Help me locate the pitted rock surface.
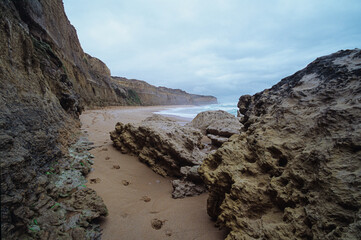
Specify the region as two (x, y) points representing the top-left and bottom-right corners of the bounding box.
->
(199, 49), (361, 239)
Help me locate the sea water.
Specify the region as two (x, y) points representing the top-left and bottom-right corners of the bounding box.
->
(154, 102), (238, 119)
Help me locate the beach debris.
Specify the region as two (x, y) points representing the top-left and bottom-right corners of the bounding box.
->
(151, 218), (165, 230)
(122, 180), (130, 186)
(140, 196), (151, 202)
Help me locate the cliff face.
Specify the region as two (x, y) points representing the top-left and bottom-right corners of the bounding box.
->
(200, 49), (361, 239)
(0, 0), (216, 238)
(0, 0), (114, 238)
(113, 77), (218, 105)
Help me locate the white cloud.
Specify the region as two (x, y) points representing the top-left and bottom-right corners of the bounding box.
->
(63, 0), (361, 102)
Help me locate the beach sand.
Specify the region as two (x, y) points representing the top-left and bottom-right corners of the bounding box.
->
(80, 106), (226, 240)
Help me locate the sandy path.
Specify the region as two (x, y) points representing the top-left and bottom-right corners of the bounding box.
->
(80, 106), (226, 240)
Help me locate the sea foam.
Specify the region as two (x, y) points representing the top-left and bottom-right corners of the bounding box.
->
(154, 103), (238, 119)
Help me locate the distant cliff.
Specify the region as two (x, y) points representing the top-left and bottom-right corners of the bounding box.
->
(113, 77), (217, 106)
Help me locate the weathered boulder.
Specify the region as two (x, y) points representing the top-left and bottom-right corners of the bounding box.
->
(186, 110), (243, 147)
(207, 118), (243, 138)
(110, 115), (207, 197)
(199, 49), (361, 239)
(186, 110), (237, 134)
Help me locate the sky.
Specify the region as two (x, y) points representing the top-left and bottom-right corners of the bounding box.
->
(63, 0), (361, 103)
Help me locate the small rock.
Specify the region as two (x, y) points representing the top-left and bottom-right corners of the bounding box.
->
(151, 218), (165, 230)
(112, 165), (120, 169)
(122, 180), (130, 186)
(140, 196), (151, 202)
(90, 178), (101, 184)
(105, 156), (110, 160)
(101, 148), (108, 151)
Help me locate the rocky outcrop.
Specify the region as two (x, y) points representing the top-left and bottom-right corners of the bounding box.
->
(113, 77), (218, 105)
(187, 110), (243, 147)
(199, 49), (361, 239)
(110, 115), (207, 198)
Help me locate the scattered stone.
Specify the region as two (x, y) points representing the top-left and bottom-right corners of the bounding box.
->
(90, 178), (101, 184)
(122, 180), (130, 186)
(112, 165), (120, 169)
(140, 196), (151, 202)
(105, 156), (110, 160)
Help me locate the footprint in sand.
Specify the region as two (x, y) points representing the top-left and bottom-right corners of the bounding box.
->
(165, 230), (172, 237)
(151, 218), (166, 230)
(105, 156), (110, 160)
(112, 165), (120, 169)
(122, 180), (130, 186)
(140, 196), (151, 202)
(90, 178), (101, 184)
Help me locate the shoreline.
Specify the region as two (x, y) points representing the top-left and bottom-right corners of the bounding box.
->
(79, 106), (226, 239)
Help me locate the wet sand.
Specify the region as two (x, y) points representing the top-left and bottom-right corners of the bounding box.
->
(80, 106), (226, 240)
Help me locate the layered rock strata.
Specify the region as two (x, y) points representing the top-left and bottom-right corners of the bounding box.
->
(199, 49), (361, 239)
(0, 0), (216, 238)
(110, 115), (208, 198)
(113, 77), (218, 105)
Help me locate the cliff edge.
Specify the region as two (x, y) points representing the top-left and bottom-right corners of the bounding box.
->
(200, 49), (361, 239)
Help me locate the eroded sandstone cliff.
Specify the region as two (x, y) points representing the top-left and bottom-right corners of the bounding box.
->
(200, 49), (361, 239)
(113, 77), (218, 105)
(0, 0), (215, 239)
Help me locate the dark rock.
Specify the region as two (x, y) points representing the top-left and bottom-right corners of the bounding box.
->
(172, 180), (207, 199)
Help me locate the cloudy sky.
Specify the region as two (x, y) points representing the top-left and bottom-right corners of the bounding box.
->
(63, 0), (361, 102)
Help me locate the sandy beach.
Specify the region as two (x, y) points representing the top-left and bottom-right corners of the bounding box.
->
(79, 106), (226, 240)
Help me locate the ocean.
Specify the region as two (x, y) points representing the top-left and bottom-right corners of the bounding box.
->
(154, 102), (238, 119)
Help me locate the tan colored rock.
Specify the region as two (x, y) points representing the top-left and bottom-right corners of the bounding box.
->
(200, 49), (361, 239)
(186, 110), (236, 135)
(206, 134), (229, 147)
(187, 110), (243, 148)
(207, 118), (243, 138)
(111, 115), (205, 177)
(110, 115), (207, 197)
